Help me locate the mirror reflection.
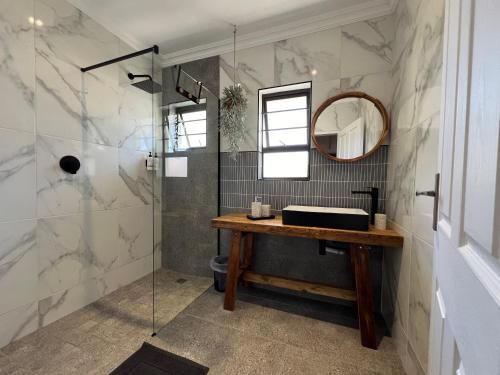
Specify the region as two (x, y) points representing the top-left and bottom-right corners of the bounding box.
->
(312, 93), (387, 161)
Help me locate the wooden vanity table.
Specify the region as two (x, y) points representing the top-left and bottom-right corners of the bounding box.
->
(211, 213), (403, 349)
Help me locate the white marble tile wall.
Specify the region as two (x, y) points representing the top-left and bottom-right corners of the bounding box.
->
(219, 15), (394, 152)
(383, 0), (444, 373)
(0, 0), (161, 349)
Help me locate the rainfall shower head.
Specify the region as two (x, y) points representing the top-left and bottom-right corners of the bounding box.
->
(128, 73), (162, 94)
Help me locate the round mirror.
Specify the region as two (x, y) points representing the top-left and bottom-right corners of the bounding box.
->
(312, 91), (389, 162)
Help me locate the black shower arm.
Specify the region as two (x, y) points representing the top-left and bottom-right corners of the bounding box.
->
(128, 73), (153, 81)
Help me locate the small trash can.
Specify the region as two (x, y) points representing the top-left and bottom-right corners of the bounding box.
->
(210, 255), (228, 292)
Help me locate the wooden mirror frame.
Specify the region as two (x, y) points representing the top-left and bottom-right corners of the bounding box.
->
(311, 91), (390, 163)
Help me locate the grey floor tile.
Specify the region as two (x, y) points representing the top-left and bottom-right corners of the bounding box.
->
(154, 313), (287, 374)
(0, 269), (404, 375)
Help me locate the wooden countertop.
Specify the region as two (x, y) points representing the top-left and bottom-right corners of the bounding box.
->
(211, 213), (404, 248)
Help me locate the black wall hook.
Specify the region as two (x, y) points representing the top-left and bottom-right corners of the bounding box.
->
(59, 155), (80, 174)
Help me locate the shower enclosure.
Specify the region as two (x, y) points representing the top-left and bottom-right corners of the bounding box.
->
(78, 48), (221, 340)
(79, 45), (164, 335)
(0, 0), (220, 353)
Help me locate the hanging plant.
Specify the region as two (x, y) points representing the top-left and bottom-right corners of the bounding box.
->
(220, 84), (248, 159)
(219, 25), (248, 159)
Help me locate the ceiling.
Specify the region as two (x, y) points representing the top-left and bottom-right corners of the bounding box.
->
(68, 0), (396, 66)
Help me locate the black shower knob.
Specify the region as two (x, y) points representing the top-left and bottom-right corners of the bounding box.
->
(59, 155), (80, 174)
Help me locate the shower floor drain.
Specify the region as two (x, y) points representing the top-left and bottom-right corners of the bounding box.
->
(176, 278), (187, 284)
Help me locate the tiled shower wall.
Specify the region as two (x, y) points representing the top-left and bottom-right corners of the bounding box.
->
(221, 147), (388, 214)
(0, 0), (161, 348)
(161, 57), (219, 277)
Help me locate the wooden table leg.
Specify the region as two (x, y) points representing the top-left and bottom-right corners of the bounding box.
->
(242, 233), (254, 287)
(242, 233), (253, 268)
(350, 243), (377, 349)
(224, 230), (242, 311)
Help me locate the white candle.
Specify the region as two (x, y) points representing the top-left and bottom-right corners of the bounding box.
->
(374, 213), (387, 230)
(261, 204), (271, 217)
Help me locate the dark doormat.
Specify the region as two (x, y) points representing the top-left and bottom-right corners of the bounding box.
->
(110, 342), (209, 375)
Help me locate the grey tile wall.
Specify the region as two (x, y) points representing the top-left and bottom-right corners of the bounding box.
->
(161, 56), (219, 277)
(221, 146), (388, 214)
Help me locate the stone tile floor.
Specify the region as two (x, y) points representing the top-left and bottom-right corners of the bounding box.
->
(0, 269), (405, 374)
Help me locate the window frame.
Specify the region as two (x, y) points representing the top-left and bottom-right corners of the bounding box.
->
(166, 102), (207, 153)
(257, 82), (312, 181)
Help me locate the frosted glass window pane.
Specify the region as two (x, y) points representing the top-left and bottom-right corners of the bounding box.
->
(263, 128), (308, 147)
(262, 151), (309, 178)
(178, 120), (206, 135)
(165, 157), (187, 177)
(180, 110), (205, 121)
(177, 134), (206, 150)
(266, 96), (307, 112)
(265, 108), (307, 130)
(168, 107), (207, 151)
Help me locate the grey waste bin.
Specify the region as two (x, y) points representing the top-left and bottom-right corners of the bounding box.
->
(209, 255), (228, 292)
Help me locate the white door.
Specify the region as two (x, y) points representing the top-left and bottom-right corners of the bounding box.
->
(428, 0), (500, 374)
(337, 117), (364, 158)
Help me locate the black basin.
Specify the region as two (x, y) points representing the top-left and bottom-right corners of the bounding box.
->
(282, 205), (369, 231)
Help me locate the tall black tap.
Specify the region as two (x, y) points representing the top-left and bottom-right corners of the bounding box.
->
(351, 187), (379, 225)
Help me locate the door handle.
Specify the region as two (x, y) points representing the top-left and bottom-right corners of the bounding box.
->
(416, 191), (436, 197)
(415, 173), (440, 231)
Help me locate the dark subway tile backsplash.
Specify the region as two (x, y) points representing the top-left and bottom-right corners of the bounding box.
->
(220, 147), (388, 214)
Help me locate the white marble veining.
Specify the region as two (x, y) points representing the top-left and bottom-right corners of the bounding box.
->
(0, 220), (37, 316)
(117, 147), (153, 208)
(219, 16), (395, 153)
(117, 205), (153, 266)
(38, 275), (106, 327)
(117, 87), (154, 152)
(36, 135), (120, 217)
(37, 205), (155, 298)
(413, 112), (439, 245)
(0, 302), (38, 349)
(0, 128), (36, 221)
(0, 0), (161, 349)
(408, 236), (433, 371)
(386, 128), (416, 231)
(391, 0), (443, 135)
(220, 43), (275, 99)
(35, 0), (121, 146)
(37, 210), (120, 299)
(0, 0), (35, 134)
(220, 44), (275, 152)
(37, 134), (153, 217)
(311, 79), (341, 113)
(274, 28), (341, 86)
(38, 253), (156, 329)
(340, 71), (393, 110)
(385, 0), (444, 373)
(340, 16), (393, 78)
(382, 223), (412, 333)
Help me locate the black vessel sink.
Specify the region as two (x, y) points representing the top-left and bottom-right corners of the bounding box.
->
(282, 205), (369, 231)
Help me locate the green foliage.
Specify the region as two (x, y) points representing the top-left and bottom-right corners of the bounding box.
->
(220, 84), (248, 159)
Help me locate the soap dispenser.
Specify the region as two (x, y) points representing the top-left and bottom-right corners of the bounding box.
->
(154, 152), (160, 171)
(146, 152), (154, 171)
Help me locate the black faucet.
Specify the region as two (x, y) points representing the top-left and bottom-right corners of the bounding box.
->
(351, 187), (379, 225)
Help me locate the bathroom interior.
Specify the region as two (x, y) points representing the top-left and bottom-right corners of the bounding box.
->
(1, 0), (499, 374)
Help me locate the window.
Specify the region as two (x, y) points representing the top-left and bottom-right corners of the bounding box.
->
(258, 82), (312, 179)
(166, 101), (206, 152)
